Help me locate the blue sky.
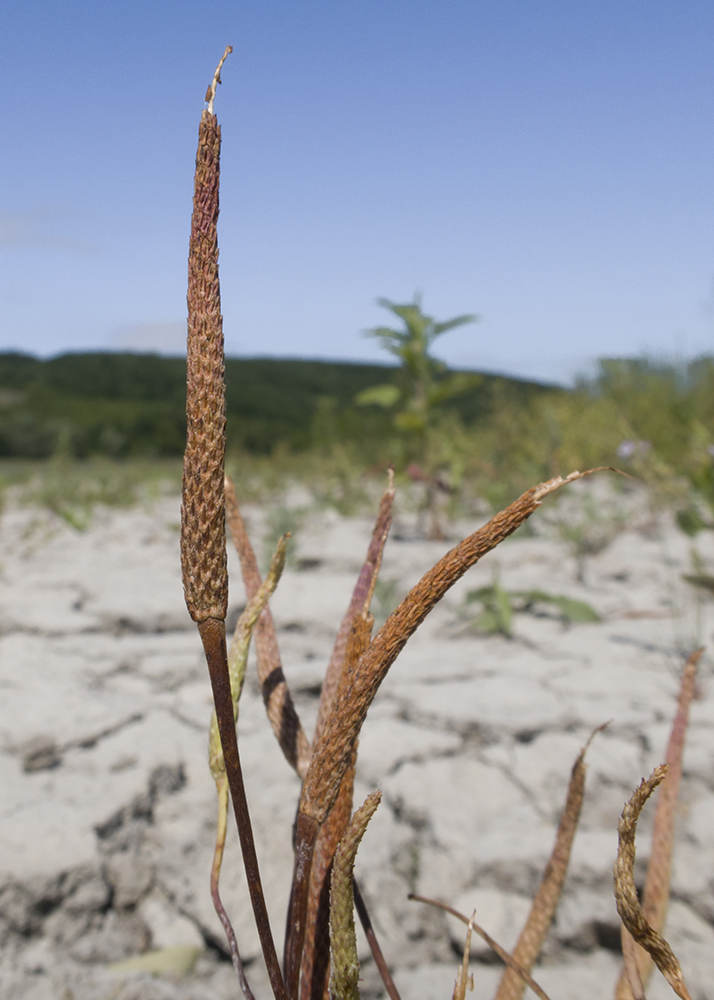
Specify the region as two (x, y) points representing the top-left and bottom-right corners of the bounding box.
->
(1, 1), (713, 383)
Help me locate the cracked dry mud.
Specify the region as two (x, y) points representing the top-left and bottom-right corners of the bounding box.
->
(1, 484), (714, 1000)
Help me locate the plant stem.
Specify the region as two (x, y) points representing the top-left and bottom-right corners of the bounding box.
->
(200, 618), (289, 1000)
(211, 775), (256, 1000)
(354, 881), (402, 1000)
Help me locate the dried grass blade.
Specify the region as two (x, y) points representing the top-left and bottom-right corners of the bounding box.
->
(328, 792), (382, 1000)
(452, 912), (476, 1000)
(494, 724), (603, 1000)
(315, 469), (395, 741)
(614, 648), (702, 999)
(614, 766), (693, 1000)
(407, 895), (552, 1000)
(225, 473), (312, 777)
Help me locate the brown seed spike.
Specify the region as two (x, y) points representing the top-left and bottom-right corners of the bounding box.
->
(315, 468), (395, 742)
(301, 469), (611, 830)
(494, 724), (603, 1000)
(615, 648), (703, 999)
(614, 766), (693, 1000)
(181, 53), (288, 1000)
(181, 105), (228, 625)
(328, 791), (382, 1000)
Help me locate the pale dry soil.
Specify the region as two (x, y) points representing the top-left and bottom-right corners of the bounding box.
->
(1, 480), (713, 1000)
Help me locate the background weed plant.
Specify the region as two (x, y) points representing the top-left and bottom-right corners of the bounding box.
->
(355, 297), (480, 538)
(551, 493), (628, 585)
(456, 574), (601, 638)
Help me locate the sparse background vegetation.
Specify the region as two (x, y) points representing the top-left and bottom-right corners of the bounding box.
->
(2, 350), (714, 535)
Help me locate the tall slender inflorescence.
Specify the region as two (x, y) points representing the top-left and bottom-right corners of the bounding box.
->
(181, 81), (228, 627)
(181, 49), (288, 1000)
(614, 767), (693, 1000)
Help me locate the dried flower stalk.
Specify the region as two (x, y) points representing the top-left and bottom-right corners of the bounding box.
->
(615, 648), (703, 999)
(614, 766), (693, 1000)
(299, 620), (374, 999)
(328, 791), (382, 1000)
(300, 751), (357, 1000)
(289, 615), (373, 999)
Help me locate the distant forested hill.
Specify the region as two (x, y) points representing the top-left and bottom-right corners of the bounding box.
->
(0, 352), (557, 458)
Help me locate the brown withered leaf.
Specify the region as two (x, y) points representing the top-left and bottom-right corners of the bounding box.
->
(210, 776), (255, 1000)
(208, 536), (289, 783)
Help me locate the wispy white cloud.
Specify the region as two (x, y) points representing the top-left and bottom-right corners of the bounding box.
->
(111, 321), (187, 354)
(0, 207), (99, 254)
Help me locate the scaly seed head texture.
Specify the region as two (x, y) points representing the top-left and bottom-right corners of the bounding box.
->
(181, 109), (228, 624)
